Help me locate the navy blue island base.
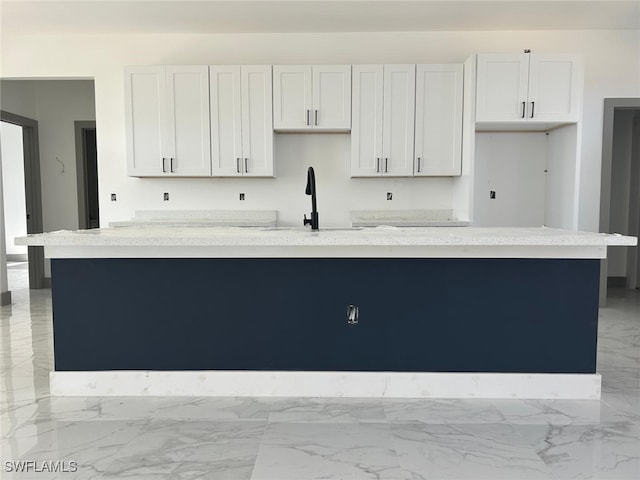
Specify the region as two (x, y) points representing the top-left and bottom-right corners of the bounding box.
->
(51, 257), (600, 374)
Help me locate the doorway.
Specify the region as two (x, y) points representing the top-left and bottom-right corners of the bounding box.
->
(599, 98), (640, 303)
(75, 121), (99, 229)
(0, 111), (45, 290)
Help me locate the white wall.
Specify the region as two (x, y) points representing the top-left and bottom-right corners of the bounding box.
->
(545, 124), (579, 229)
(0, 122), (27, 255)
(1, 30), (639, 229)
(473, 132), (548, 227)
(0, 80), (96, 233)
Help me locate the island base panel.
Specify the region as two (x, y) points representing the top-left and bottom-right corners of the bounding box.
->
(51, 258), (600, 373)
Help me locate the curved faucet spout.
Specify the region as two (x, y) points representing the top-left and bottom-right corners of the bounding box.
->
(303, 166), (319, 230)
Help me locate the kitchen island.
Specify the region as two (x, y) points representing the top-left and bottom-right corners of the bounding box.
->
(17, 226), (636, 399)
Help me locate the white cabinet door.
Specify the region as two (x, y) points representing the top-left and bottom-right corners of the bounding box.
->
(125, 66), (211, 177)
(527, 55), (582, 123)
(476, 54), (529, 122)
(273, 65), (312, 130)
(312, 65), (351, 130)
(274, 65), (351, 131)
(210, 66), (243, 176)
(210, 66), (274, 177)
(351, 65), (384, 177)
(125, 66), (166, 176)
(382, 64), (415, 176)
(414, 64), (463, 176)
(241, 65), (274, 177)
(165, 66), (211, 176)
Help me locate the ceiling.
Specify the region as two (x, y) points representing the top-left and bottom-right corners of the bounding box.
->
(2, 0), (639, 35)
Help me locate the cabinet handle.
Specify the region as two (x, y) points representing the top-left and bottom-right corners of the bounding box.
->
(314, 109), (318, 126)
(530, 101), (535, 118)
(521, 101), (526, 118)
(170, 157), (174, 173)
(244, 158), (248, 173)
(385, 158), (388, 173)
(236, 157), (240, 173)
(417, 157), (421, 173)
(162, 157), (167, 173)
(376, 157), (380, 173)
(306, 109), (310, 126)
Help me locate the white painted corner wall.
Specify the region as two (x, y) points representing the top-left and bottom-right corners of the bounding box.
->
(1, 30), (639, 231)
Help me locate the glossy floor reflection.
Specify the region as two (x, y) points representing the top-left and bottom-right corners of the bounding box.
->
(1, 287), (639, 479)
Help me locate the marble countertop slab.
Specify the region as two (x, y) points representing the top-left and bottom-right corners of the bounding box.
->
(15, 226), (636, 249)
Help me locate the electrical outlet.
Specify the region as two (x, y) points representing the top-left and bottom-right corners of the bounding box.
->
(490, 191), (496, 199)
(110, 194), (117, 201)
(387, 192), (393, 200)
(163, 193), (170, 201)
(239, 193), (245, 201)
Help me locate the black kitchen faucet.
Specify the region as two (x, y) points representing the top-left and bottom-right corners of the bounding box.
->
(303, 166), (319, 231)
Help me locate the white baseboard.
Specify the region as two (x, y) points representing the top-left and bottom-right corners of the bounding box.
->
(50, 371), (601, 399)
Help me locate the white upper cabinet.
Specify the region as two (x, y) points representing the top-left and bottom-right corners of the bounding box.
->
(351, 64), (415, 177)
(273, 65), (351, 131)
(414, 64), (463, 176)
(382, 65), (416, 176)
(476, 53), (582, 127)
(527, 55), (582, 123)
(313, 66), (352, 130)
(125, 66), (211, 177)
(210, 65), (274, 177)
(476, 54), (528, 122)
(125, 66), (166, 176)
(351, 65), (384, 176)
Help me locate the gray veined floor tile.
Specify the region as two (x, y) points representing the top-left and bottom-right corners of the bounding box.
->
(1, 418), (266, 480)
(382, 398), (505, 424)
(391, 422), (551, 480)
(490, 398), (631, 426)
(601, 392), (640, 423)
(267, 397), (386, 424)
(250, 422), (402, 480)
(516, 422), (640, 480)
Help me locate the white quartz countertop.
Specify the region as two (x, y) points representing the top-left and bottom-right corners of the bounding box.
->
(15, 226), (636, 261)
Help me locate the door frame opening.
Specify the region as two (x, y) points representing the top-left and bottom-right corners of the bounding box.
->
(1, 110), (45, 289)
(74, 121), (99, 229)
(599, 98), (640, 304)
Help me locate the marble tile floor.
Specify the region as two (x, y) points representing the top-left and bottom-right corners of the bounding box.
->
(0, 287), (639, 479)
(6, 262), (29, 293)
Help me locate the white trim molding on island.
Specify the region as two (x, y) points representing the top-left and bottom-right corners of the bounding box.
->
(51, 371), (602, 400)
